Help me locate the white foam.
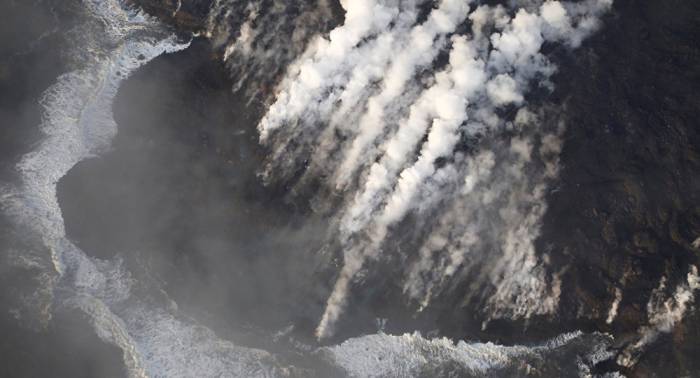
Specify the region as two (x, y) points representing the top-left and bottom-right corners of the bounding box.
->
(2, 1), (285, 377)
(321, 331), (613, 377)
(0, 1), (624, 376)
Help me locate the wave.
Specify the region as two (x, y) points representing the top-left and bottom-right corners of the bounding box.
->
(0, 1), (287, 377)
(5, 0), (684, 376)
(320, 331), (615, 377)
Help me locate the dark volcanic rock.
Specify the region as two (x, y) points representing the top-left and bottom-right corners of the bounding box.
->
(126, 0), (213, 32)
(54, 0), (700, 376)
(538, 0), (700, 374)
(130, 0), (343, 101)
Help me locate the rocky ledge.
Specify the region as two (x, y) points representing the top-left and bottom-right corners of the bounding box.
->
(126, 0), (213, 32)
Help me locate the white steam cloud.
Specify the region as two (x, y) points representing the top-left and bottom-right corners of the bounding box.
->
(257, 0), (612, 340)
(617, 265), (700, 368)
(207, 0), (338, 97)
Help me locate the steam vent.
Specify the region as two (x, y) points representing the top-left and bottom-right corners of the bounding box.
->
(1, 0), (699, 377)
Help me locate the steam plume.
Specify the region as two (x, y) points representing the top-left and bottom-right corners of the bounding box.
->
(257, 0), (613, 339)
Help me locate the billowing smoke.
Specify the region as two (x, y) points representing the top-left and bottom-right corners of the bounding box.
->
(403, 114), (566, 322)
(617, 265), (700, 368)
(256, 0), (613, 340)
(205, 0), (339, 98)
(13, 0), (700, 376)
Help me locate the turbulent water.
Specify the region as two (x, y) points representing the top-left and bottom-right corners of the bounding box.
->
(2, 0), (699, 377)
(0, 2), (280, 377)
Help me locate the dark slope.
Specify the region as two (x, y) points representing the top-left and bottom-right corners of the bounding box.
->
(100, 0), (700, 376)
(542, 1), (700, 375)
